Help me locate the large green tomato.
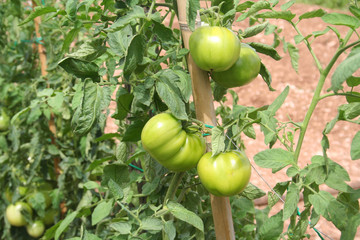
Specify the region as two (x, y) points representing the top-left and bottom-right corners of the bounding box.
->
(189, 26), (241, 72)
(141, 113), (206, 172)
(0, 109), (10, 131)
(5, 202), (33, 227)
(212, 43), (261, 88)
(26, 220), (45, 238)
(197, 151), (251, 196)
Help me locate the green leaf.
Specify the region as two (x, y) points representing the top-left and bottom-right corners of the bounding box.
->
(308, 191), (334, 218)
(240, 183), (266, 200)
(167, 201), (204, 232)
(281, 0), (295, 11)
(92, 200), (114, 225)
(101, 164), (130, 188)
(19, 6), (57, 26)
(255, 10), (296, 21)
(58, 58), (99, 80)
(156, 76), (187, 120)
(299, 9), (326, 20)
(259, 62), (275, 91)
(268, 86), (289, 115)
(248, 42), (281, 60)
(330, 52), (360, 92)
(71, 80), (103, 135)
(115, 142), (128, 163)
(346, 76), (360, 87)
(287, 43), (299, 72)
(173, 70), (192, 102)
(242, 22), (269, 38)
(236, 1), (254, 12)
(282, 183), (300, 220)
(254, 148), (295, 172)
(211, 126), (226, 156)
(237, 1), (271, 22)
(66, 0), (78, 21)
(83, 181), (100, 190)
(153, 22), (177, 45)
(55, 211), (78, 240)
(340, 214), (360, 240)
(140, 218), (163, 231)
(322, 13), (360, 29)
(339, 102), (360, 120)
(351, 131), (360, 160)
(83, 230), (102, 240)
(258, 210), (284, 239)
(164, 221), (176, 240)
(109, 222), (132, 234)
(124, 35), (145, 81)
(108, 25), (132, 57)
(186, 0), (200, 31)
(67, 39), (106, 61)
(349, 6), (360, 20)
(113, 88), (134, 120)
(108, 179), (124, 199)
(106, 6), (146, 32)
(122, 120), (146, 142)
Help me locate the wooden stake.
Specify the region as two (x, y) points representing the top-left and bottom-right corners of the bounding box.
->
(175, 1), (235, 239)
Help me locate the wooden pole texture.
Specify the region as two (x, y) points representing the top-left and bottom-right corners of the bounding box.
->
(176, 1), (236, 239)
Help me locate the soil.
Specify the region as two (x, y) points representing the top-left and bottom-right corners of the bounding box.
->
(105, 1), (360, 239)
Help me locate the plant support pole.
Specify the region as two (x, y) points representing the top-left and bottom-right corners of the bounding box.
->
(176, 1), (236, 239)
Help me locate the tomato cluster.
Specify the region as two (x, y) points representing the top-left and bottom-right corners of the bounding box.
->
(5, 182), (58, 238)
(189, 26), (261, 88)
(141, 113), (251, 197)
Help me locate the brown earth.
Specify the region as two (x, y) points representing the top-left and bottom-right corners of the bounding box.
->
(105, 1), (360, 239)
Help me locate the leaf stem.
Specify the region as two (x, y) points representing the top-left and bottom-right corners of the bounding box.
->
(163, 172), (185, 205)
(294, 40), (360, 163)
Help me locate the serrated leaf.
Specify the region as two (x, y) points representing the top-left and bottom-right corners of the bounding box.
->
(109, 222), (132, 234)
(106, 6), (146, 32)
(299, 8), (326, 20)
(309, 191), (334, 218)
(255, 10), (296, 21)
(92, 200), (113, 225)
(167, 201), (204, 232)
(140, 218), (163, 231)
(164, 221), (176, 240)
(71, 80), (103, 135)
(153, 22), (177, 45)
(122, 120), (146, 142)
(108, 179), (124, 199)
(108, 25), (133, 57)
(173, 70), (192, 102)
(115, 142), (128, 163)
(258, 210), (284, 239)
(242, 22), (269, 38)
(248, 42), (281, 60)
(155, 77), (187, 120)
(236, 1), (254, 12)
(211, 126), (226, 156)
(259, 62), (275, 91)
(240, 183), (266, 200)
(330, 52), (360, 92)
(346, 76), (360, 87)
(237, 1), (271, 22)
(283, 183), (300, 220)
(350, 6), (360, 20)
(287, 43), (299, 72)
(66, 0), (77, 21)
(113, 88), (134, 120)
(101, 164), (130, 188)
(254, 148), (295, 172)
(322, 13), (360, 29)
(268, 86), (289, 115)
(281, 0), (295, 11)
(124, 35), (145, 81)
(67, 39), (106, 61)
(19, 6), (57, 26)
(55, 211), (78, 240)
(186, 0), (200, 31)
(58, 57), (100, 80)
(351, 131), (360, 160)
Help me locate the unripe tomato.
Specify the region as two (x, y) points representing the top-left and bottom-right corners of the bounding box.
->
(26, 220), (45, 238)
(0, 109), (10, 131)
(42, 208), (59, 225)
(189, 26), (241, 72)
(141, 113), (206, 172)
(5, 202), (33, 227)
(212, 43), (261, 88)
(197, 151), (251, 196)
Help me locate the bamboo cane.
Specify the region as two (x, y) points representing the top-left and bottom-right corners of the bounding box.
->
(176, 1), (236, 239)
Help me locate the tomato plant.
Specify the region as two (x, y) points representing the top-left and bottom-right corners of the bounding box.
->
(197, 151), (251, 196)
(0, 109), (10, 131)
(212, 43), (261, 88)
(26, 220), (45, 238)
(5, 202), (32, 227)
(189, 26), (241, 71)
(141, 113), (206, 171)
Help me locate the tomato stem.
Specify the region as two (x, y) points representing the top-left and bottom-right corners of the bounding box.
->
(163, 172), (185, 205)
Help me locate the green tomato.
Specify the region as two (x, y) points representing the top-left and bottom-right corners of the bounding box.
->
(197, 151), (251, 196)
(26, 191), (52, 209)
(189, 26), (241, 72)
(26, 220), (45, 238)
(141, 113), (206, 172)
(5, 202), (33, 227)
(0, 109), (10, 131)
(42, 208), (58, 225)
(212, 43), (261, 88)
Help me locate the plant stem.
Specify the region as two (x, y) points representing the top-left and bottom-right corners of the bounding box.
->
(163, 172), (185, 205)
(294, 40), (360, 163)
